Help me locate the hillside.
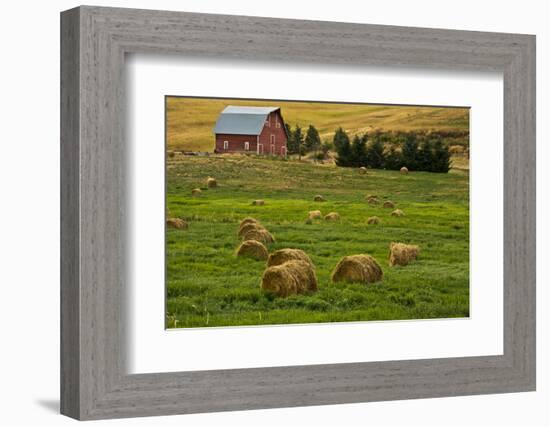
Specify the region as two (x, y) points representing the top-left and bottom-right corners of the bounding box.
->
(166, 97), (470, 152)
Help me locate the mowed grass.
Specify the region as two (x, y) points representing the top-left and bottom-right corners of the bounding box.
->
(167, 97), (469, 152)
(166, 155), (469, 328)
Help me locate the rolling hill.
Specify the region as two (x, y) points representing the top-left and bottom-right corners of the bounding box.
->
(166, 97), (469, 152)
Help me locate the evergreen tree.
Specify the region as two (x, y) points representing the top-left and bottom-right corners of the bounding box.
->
(350, 134), (367, 167)
(401, 133), (419, 170)
(304, 125), (321, 152)
(285, 124), (297, 154)
(384, 145), (402, 170)
(366, 134), (385, 169)
(417, 139), (434, 171)
(291, 125), (304, 156)
(333, 127), (350, 152)
(334, 128), (352, 166)
(432, 138), (451, 173)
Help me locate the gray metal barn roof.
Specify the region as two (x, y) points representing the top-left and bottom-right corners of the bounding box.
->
(213, 106), (280, 135)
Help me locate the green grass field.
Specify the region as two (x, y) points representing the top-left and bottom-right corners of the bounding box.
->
(166, 155), (469, 328)
(166, 97), (469, 152)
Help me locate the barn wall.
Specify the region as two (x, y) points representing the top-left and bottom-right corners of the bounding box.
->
(215, 134), (258, 153)
(258, 111), (288, 156)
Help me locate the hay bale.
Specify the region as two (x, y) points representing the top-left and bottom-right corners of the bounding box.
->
(236, 240), (269, 261)
(166, 218), (188, 230)
(391, 209), (404, 217)
(308, 210), (322, 220)
(313, 195), (326, 202)
(242, 227), (275, 244)
(400, 166), (409, 175)
(359, 166), (368, 175)
(238, 222), (264, 239)
(331, 254), (383, 284)
(191, 188), (202, 196)
(240, 217), (259, 228)
(367, 216), (380, 225)
(324, 212), (340, 221)
(267, 248), (314, 268)
(367, 196), (379, 205)
(261, 260), (318, 297)
(383, 200), (395, 208)
(252, 199), (265, 206)
(206, 177), (217, 188)
(389, 242), (420, 266)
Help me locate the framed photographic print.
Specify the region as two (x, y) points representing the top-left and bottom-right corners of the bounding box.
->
(61, 6), (536, 420)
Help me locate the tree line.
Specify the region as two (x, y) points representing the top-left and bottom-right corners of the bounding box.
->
(285, 123), (453, 173)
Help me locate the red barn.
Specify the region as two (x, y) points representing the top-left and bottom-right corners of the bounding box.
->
(213, 106), (289, 156)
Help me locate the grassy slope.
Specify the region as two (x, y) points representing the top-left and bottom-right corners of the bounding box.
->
(166, 97), (470, 152)
(166, 156), (469, 328)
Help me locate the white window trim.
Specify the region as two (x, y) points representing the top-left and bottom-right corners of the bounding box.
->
(223, 140), (228, 150)
(270, 134), (275, 144)
(244, 141), (249, 151)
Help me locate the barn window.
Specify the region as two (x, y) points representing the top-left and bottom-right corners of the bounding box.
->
(223, 140), (228, 150)
(270, 134), (275, 144)
(244, 141), (250, 151)
(276, 120), (281, 128)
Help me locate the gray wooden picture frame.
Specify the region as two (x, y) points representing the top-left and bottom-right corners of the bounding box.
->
(60, 5), (536, 421)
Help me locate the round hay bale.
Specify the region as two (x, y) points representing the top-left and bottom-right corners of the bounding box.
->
(367, 216), (380, 225)
(324, 212), (340, 221)
(238, 222), (264, 239)
(331, 254), (383, 284)
(206, 177), (217, 188)
(242, 228), (275, 244)
(236, 240), (269, 261)
(252, 199), (265, 206)
(261, 260), (318, 297)
(308, 210), (322, 220)
(400, 166), (409, 175)
(391, 209), (404, 217)
(359, 166), (368, 175)
(240, 217), (259, 228)
(166, 218), (188, 230)
(191, 188), (202, 196)
(383, 200), (395, 208)
(313, 195), (326, 202)
(389, 242), (420, 266)
(267, 248), (314, 269)
(367, 196), (379, 205)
